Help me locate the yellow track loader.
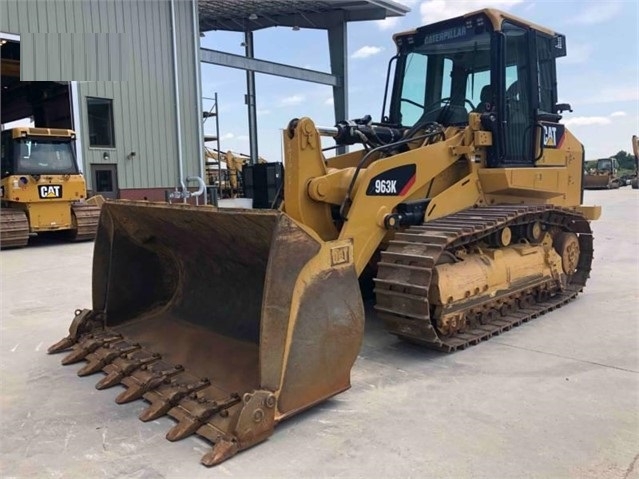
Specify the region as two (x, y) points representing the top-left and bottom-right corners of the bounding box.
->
(1, 127), (100, 247)
(583, 157), (621, 189)
(50, 9), (600, 467)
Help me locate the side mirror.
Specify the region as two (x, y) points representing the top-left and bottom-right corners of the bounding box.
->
(556, 103), (572, 113)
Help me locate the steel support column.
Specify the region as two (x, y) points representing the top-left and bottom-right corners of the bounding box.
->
(328, 21), (348, 154)
(244, 31), (258, 164)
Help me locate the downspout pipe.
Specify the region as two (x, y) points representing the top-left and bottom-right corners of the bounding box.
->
(192, 0), (206, 205)
(186, 175), (206, 198)
(170, 0), (186, 197)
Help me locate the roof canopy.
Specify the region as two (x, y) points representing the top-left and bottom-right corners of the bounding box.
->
(198, 0), (409, 32)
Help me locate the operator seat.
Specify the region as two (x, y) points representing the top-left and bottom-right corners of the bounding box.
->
(505, 80), (531, 163)
(475, 85), (493, 113)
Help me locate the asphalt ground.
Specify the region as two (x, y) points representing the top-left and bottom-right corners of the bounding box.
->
(1, 188), (637, 478)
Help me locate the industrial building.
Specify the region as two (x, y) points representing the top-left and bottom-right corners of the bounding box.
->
(1, 0), (408, 200)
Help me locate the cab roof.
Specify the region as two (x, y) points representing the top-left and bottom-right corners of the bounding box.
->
(393, 8), (557, 43)
(8, 127), (76, 139)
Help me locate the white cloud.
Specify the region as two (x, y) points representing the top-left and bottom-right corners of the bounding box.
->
(375, 17), (401, 31)
(351, 46), (384, 59)
(221, 132), (235, 139)
(563, 116), (612, 126)
(561, 43), (592, 65)
(324, 97), (334, 106)
(610, 111), (627, 117)
(570, 2), (622, 25)
(279, 94), (305, 106)
(420, 0), (523, 23)
(564, 110), (632, 127)
(585, 86), (639, 104)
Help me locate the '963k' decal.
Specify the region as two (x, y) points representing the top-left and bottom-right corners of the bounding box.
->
(366, 164), (416, 196)
(38, 184), (63, 199)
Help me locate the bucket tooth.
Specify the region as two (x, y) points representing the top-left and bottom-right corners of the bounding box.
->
(77, 341), (141, 376)
(166, 395), (240, 442)
(61, 334), (121, 365)
(201, 438), (239, 467)
(47, 336), (76, 354)
(96, 370), (125, 390)
(139, 378), (210, 422)
(116, 363), (185, 404)
(95, 352), (160, 390)
(48, 309), (103, 354)
(166, 401), (218, 442)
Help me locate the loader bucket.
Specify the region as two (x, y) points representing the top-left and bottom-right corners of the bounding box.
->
(583, 173), (611, 189)
(49, 200), (364, 466)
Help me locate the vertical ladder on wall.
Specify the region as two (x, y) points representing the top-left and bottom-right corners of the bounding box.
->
(203, 92), (221, 205)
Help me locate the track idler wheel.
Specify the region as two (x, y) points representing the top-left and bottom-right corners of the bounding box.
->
(489, 226), (512, 247)
(526, 221), (543, 242)
(553, 232), (580, 275)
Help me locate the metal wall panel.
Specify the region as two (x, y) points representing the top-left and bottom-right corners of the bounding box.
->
(1, 0), (201, 192)
(20, 33), (128, 81)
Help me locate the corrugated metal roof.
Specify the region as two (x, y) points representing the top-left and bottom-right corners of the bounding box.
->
(199, 0), (409, 32)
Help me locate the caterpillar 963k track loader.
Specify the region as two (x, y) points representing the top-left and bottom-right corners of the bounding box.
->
(1, 127), (100, 247)
(49, 9), (600, 466)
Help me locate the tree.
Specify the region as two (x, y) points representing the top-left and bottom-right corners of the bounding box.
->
(611, 150), (636, 170)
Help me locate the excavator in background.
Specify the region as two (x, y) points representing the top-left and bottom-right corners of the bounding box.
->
(204, 147), (266, 198)
(1, 127), (100, 248)
(583, 157), (621, 189)
(50, 9), (600, 467)
(631, 135), (639, 189)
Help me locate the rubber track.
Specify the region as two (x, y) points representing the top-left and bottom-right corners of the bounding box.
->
(70, 203), (101, 241)
(0, 208), (29, 248)
(374, 205), (593, 352)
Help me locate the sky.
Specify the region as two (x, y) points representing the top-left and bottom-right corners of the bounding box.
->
(200, 0), (639, 162)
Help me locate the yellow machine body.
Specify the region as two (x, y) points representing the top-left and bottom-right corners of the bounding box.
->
(432, 241), (562, 307)
(1, 127), (101, 247)
(50, 8), (600, 467)
(2, 173), (87, 231)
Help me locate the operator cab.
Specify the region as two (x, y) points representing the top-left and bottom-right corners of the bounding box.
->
(385, 9), (568, 167)
(1, 128), (79, 178)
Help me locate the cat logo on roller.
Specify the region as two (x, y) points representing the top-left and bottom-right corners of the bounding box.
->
(38, 184), (63, 199)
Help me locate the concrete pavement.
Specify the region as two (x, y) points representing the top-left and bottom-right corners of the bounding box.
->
(1, 189), (637, 478)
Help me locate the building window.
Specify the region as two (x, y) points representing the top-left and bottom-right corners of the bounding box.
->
(95, 169), (114, 192)
(87, 97), (115, 147)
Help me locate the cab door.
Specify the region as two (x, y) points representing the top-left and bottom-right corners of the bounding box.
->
(534, 32), (568, 166)
(501, 21), (535, 165)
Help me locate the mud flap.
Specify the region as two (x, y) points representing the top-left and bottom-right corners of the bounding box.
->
(49, 200), (364, 466)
